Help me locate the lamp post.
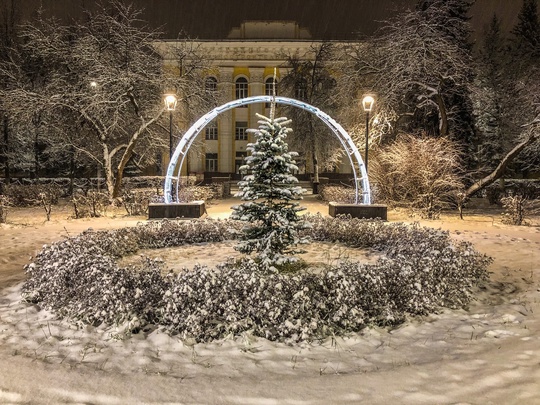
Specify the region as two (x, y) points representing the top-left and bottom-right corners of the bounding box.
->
(164, 94), (177, 161)
(362, 95), (375, 174)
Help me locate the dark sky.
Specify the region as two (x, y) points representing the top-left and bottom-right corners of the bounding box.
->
(12, 0), (522, 42)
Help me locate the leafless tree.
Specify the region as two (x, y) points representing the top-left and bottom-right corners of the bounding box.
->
(0, 1), (218, 197)
(0, 0), (21, 180)
(279, 42), (343, 185)
(342, 2), (474, 144)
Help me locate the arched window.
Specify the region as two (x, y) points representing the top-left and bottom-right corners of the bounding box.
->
(295, 78), (308, 101)
(205, 76), (217, 92)
(235, 77), (248, 100)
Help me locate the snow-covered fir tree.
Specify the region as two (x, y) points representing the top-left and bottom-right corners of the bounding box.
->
(231, 112), (309, 268)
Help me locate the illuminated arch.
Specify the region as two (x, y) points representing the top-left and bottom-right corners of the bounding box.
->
(164, 96), (371, 204)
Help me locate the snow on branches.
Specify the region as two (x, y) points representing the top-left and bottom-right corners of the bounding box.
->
(231, 113), (309, 268)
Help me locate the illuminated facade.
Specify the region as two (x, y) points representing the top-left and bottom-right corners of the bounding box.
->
(156, 21), (352, 178)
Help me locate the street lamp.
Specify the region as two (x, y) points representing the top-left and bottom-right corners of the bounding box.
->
(362, 95), (375, 174)
(164, 94), (177, 160)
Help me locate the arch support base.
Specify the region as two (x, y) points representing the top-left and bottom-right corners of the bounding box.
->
(329, 202), (388, 220)
(148, 201), (206, 219)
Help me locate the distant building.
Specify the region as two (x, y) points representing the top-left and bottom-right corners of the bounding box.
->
(157, 21), (352, 179)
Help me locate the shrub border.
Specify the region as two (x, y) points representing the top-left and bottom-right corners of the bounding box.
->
(22, 215), (492, 342)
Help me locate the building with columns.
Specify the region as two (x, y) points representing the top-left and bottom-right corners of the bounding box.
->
(157, 21), (352, 180)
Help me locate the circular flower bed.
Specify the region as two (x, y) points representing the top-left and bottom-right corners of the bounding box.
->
(22, 215), (492, 342)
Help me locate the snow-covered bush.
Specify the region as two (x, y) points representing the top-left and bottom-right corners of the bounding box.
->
(71, 190), (110, 218)
(370, 134), (464, 218)
(318, 184), (356, 203)
(22, 216), (491, 343)
(500, 193), (540, 225)
(4, 183), (61, 207)
(122, 188), (154, 216)
(0, 195), (11, 223)
(177, 185), (217, 203)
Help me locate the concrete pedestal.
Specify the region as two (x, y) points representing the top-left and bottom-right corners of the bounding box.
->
(148, 201), (206, 219)
(329, 202), (388, 220)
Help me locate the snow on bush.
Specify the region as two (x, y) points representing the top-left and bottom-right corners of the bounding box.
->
(0, 195), (11, 223)
(318, 184), (356, 204)
(22, 216), (491, 343)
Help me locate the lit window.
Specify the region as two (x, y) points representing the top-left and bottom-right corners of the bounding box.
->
(205, 77), (217, 92)
(235, 77), (248, 100)
(235, 121), (248, 141)
(205, 121), (218, 140)
(205, 153), (218, 172)
(295, 78), (307, 100)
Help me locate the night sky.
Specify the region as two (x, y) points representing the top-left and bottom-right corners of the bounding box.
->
(13, 0), (523, 42)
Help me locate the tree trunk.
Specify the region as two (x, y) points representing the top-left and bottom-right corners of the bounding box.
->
(101, 144), (115, 197)
(69, 145), (75, 195)
(112, 161), (126, 199)
(434, 93), (448, 137)
(33, 128), (39, 179)
(464, 129), (539, 199)
(2, 116), (9, 180)
(110, 110), (165, 198)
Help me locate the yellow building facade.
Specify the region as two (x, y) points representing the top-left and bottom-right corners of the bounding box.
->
(157, 22), (351, 179)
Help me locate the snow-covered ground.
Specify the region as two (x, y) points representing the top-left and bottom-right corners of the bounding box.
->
(1, 197), (539, 404)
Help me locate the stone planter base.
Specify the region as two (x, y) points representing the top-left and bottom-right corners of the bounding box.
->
(329, 202), (388, 220)
(148, 201), (206, 219)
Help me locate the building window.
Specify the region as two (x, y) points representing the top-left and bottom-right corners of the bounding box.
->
(205, 76), (217, 92)
(205, 153), (218, 172)
(205, 121), (218, 140)
(265, 77), (278, 107)
(235, 151), (248, 174)
(235, 77), (248, 103)
(295, 78), (308, 100)
(235, 121), (248, 141)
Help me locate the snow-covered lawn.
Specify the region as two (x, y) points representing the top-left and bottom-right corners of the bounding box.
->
(1, 197), (539, 404)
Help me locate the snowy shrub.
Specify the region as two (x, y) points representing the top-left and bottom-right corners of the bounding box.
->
(22, 216), (491, 343)
(318, 184), (356, 203)
(122, 188), (154, 216)
(370, 134), (464, 218)
(500, 193), (540, 225)
(177, 185), (217, 202)
(71, 190), (110, 218)
(0, 195), (11, 223)
(122, 176), (165, 193)
(4, 183), (61, 207)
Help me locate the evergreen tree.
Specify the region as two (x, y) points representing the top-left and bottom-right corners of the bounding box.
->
(481, 14), (505, 83)
(473, 13), (506, 173)
(231, 112), (309, 268)
(508, 0), (540, 175)
(511, 0), (540, 58)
